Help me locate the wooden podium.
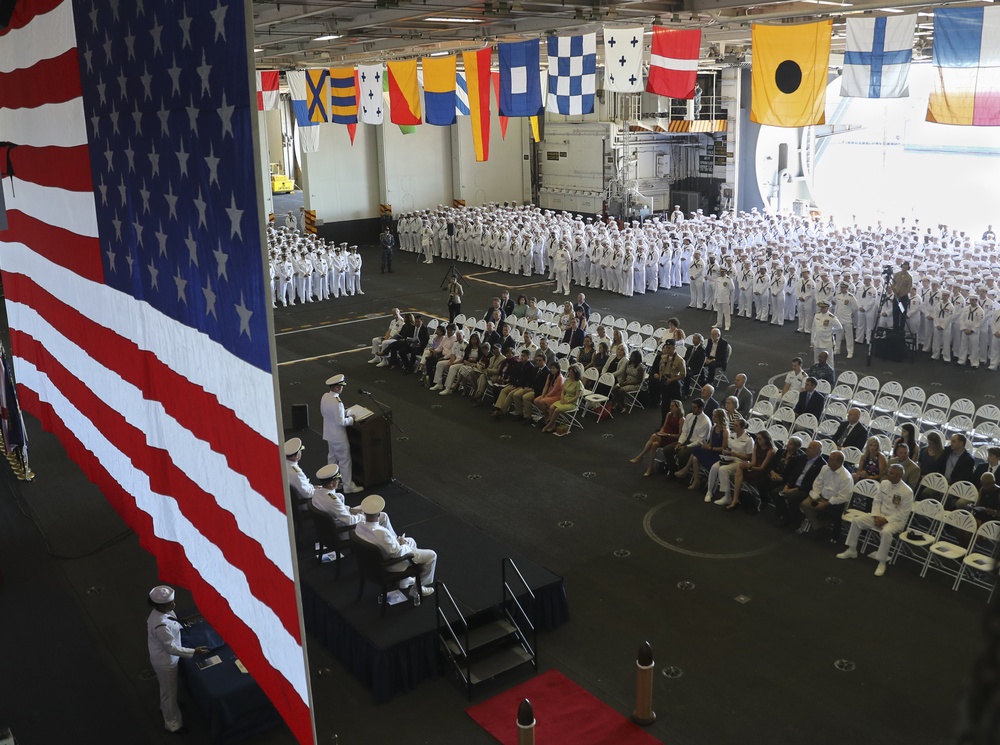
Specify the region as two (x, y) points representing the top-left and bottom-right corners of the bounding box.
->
(347, 411), (393, 488)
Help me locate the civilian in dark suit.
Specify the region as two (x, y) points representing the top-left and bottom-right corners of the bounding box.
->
(938, 434), (977, 485)
(773, 441), (827, 524)
(693, 384), (719, 420)
(575, 293), (591, 320)
(562, 319), (585, 349)
(481, 322), (501, 348)
(974, 447), (1000, 482)
(704, 328), (731, 385)
(793, 377), (826, 418)
(683, 334), (706, 397)
(499, 290), (515, 318)
(829, 408), (869, 449)
(722, 374), (754, 420)
(396, 316), (430, 372)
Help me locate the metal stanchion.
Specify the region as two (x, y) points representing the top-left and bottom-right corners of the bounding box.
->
(517, 698), (536, 745)
(631, 641), (656, 725)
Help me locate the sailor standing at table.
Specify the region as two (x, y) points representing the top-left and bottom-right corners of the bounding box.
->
(321, 374), (363, 494)
(147, 585), (208, 734)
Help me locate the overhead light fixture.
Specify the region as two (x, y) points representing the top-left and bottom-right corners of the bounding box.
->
(425, 16), (481, 23)
(878, 7), (904, 12)
(253, 47), (263, 53)
(313, 34), (341, 41)
(430, 50), (450, 56)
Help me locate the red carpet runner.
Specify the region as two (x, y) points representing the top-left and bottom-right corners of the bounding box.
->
(466, 669), (663, 744)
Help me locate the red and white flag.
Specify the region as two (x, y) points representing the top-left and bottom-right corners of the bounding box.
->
(0, 1), (311, 742)
(646, 27), (702, 99)
(258, 70), (280, 111)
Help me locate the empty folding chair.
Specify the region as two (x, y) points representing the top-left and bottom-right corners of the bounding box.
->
(922, 392), (952, 423)
(823, 401), (849, 423)
(858, 410), (872, 427)
(899, 385), (927, 411)
(895, 402), (923, 426)
(873, 382), (903, 416)
(768, 424), (789, 448)
(949, 397), (976, 421)
(426, 318), (439, 332)
(920, 408), (947, 433)
(792, 413), (819, 436)
(973, 421), (1000, 448)
(652, 327), (666, 341)
(869, 415), (896, 436)
(602, 315), (616, 328)
(758, 384), (781, 404)
(954, 521), (1000, 597)
(614, 317), (627, 332)
(852, 390), (876, 412)
(770, 407), (796, 430)
(974, 404), (1000, 430)
(780, 390), (799, 409)
(876, 435), (893, 455)
(816, 419), (841, 439)
(589, 311), (602, 326)
(582, 373), (616, 420)
(830, 384), (855, 406)
(841, 446), (863, 469)
(747, 419), (767, 435)
(891, 499), (945, 569)
(837, 370), (859, 391)
(558, 358), (570, 373)
(555, 342), (571, 359)
(453, 313), (467, 329)
(626, 320), (641, 334)
(627, 333), (644, 349)
(639, 323), (654, 337)
(922, 509), (977, 581)
(915, 472), (949, 501)
(820, 439), (836, 456)
(944, 415), (974, 438)
(815, 379), (832, 395)
(641, 336), (659, 353)
(750, 400), (774, 422)
(582, 366), (600, 392)
(856, 374), (880, 397)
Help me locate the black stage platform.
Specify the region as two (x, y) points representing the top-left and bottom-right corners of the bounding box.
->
(299, 482), (569, 702)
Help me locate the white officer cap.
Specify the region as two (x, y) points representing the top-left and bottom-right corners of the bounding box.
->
(325, 374), (346, 386)
(361, 494), (385, 515)
(316, 463), (341, 481)
(283, 437), (304, 456)
(149, 585), (175, 604)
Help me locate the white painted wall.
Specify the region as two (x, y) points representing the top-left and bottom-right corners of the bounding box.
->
(452, 109), (530, 206)
(302, 123), (381, 221)
(379, 123), (454, 214)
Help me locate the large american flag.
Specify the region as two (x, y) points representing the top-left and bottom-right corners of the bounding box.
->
(0, 1), (311, 741)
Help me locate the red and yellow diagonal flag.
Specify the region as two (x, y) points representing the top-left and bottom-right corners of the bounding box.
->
(387, 59), (422, 125)
(463, 48), (492, 161)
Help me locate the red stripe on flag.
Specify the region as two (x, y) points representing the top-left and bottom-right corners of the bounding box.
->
(0, 0), (65, 36)
(12, 389), (311, 745)
(10, 327), (301, 641)
(3, 274), (285, 511)
(0, 48), (82, 109)
(0, 144), (94, 193)
(2, 211), (104, 282)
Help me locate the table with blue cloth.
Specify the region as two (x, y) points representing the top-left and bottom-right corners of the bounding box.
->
(179, 621), (284, 743)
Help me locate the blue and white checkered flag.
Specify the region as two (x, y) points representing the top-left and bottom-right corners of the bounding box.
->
(547, 33), (597, 115)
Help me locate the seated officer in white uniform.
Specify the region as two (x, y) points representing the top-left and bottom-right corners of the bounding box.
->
(355, 494), (437, 597)
(283, 437), (314, 504)
(311, 464), (395, 532)
(837, 463), (914, 577)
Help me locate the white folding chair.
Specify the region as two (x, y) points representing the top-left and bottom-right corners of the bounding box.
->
(856, 375), (880, 397)
(568, 346), (581, 363)
(945, 480), (979, 510)
(626, 320), (641, 334)
(900, 385), (927, 411)
(923, 392), (952, 419)
(973, 421), (1000, 447)
(426, 318), (439, 332)
(974, 404), (1000, 429)
(582, 366), (600, 392)
(453, 313), (467, 328)
(780, 390), (799, 408)
(759, 384), (781, 404)
(858, 409), (872, 427)
(613, 317), (627, 331)
(639, 323), (654, 337)
(815, 379), (832, 395)
(876, 435), (893, 455)
(816, 419), (840, 439)
(555, 341), (571, 359)
(558, 358), (570, 373)
(922, 509), (977, 580)
(583, 372), (616, 420)
(554, 396), (585, 433)
(873, 395), (902, 418)
(821, 439), (837, 456)
(920, 408), (947, 433)
(823, 401), (849, 423)
(949, 397), (976, 420)
(830, 384), (855, 405)
(842, 479), (880, 537)
(589, 311), (602, 326)
(891, 499), (945, 568)
(768, 424), (789, 447)
(837, 370), (859, 391)
(944, 415), (974, 438)
(955, 521), (1000, 598)
(602, 315), (616, 328)
(750, 400), (774, 422)
(869, 415), (896, 436)
(791, 431), (813, 448)
(915, 472), (949, 501)
(792, 413), (819, 436)
(770, 406), (796, 429)
(852, 390), (876, 412)
(895, 402), (923, 425)
(627, 333), (644, 349)
(841, 446), (863, 469)
(623, 377), (647, 414)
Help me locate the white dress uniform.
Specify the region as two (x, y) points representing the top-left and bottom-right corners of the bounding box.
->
(856, 281), (877, 344)
(147, 599), (196, 732)
(957, 301), (985, 366)
(810, 308), (843, 365)
(768, 270), (785, 326)
(285, 458), (315, 503)
(356, 518), (438, 588)
(833, 289), (860, 358)
(688, 256), (705, 308)
(715, 273), (734, 331)
(321, 386), (360, 492)
(931, 295), (956, 361)
(752, 269), (770, 321)
(841, 478), (913, 565)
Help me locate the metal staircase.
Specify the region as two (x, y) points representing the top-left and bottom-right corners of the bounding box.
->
(435, 557), (538, 697)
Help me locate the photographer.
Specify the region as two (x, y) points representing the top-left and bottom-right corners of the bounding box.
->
(890, 261), (912, 331)
(446, 274), (463, 323)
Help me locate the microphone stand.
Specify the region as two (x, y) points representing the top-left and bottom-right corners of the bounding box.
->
(360, 391), (404, 434)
